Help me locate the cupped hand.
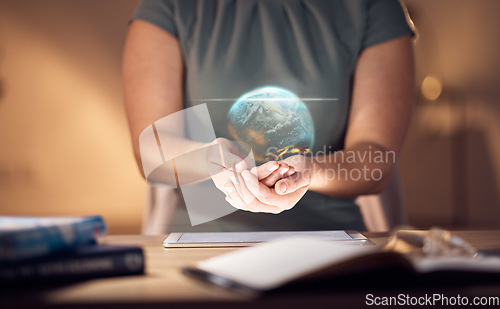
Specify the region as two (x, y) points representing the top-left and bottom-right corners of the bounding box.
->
(224, 155), (312, 213)
(208, 138), (296, 195)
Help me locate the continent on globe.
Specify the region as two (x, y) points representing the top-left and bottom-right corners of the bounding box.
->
(227, 86), (315, 163)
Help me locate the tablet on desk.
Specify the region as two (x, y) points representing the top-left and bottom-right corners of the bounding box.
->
(163, 230), (369, 248)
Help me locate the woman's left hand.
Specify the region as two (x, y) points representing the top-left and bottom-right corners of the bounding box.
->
(223, 155), (312, 213)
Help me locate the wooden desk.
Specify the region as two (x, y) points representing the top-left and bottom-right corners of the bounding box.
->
(2, 231), (500, 308)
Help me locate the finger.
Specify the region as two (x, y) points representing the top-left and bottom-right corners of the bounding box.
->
(225, 195), (246, 211)
(250, 161), (280, 180)
(260, 163), (291, 187)
(275, 170), (311, 195)
(284, 166), (296, 177)
(243, 169), (308, 206)
(245, 201), (283, 214)
(224, 182), (248, 210)
(222, 181), (235, 196)
(230, 172), (257, 205)
(241, 170), (297, 214)
(233, 195), (282, 214)
(241, 170), (280, 206)
(213, 169), (234, 191)
(226, 175), (281, 213)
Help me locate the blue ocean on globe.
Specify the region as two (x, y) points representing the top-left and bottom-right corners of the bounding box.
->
(227, 86), (315, 163)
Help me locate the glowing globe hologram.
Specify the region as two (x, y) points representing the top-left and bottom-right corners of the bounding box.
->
(227, 86), (315, 163)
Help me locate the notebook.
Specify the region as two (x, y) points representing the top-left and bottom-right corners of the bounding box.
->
(182, 236), (500, 295)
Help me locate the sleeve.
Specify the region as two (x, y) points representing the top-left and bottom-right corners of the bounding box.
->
(361, 0), (414, 49)
(131, 0), (178, 37)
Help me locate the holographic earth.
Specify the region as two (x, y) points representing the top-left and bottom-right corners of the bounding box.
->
(227, 86), (315, 163)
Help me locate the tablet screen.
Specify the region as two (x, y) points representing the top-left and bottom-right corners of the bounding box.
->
(174, 230), (356, 244)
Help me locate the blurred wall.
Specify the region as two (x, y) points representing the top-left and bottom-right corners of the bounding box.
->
(0, 0), (499, 233)
(0, 0), (145, 234)
(402, 0), (500, 229)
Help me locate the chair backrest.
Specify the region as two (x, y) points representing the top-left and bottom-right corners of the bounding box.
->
(356, 166), (406, 232)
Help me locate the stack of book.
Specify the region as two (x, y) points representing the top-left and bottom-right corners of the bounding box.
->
(0, 216), (144, 281)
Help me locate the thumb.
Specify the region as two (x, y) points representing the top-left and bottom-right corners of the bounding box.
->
(275, 170), (311, 195)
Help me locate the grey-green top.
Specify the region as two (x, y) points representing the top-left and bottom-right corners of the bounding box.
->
(132, 0), (413, 232)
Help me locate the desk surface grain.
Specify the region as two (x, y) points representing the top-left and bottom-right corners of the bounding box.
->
(3, 231), (500, 308)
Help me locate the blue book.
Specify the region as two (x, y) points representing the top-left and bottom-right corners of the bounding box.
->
(0, 216), (106, 263)
(0, 244), (144, 281)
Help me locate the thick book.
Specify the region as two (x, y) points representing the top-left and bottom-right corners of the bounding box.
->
(0, 244), (144, 281)
(0, 216), (106, 262)
(183, 236), (500, 295)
